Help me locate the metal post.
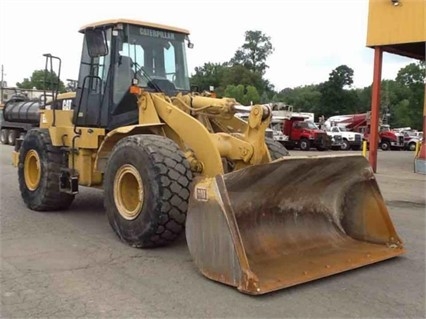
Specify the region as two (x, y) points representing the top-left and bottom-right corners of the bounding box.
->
(422, 87), (426, 154)
(0, 64), (4, 104)
(362, 140), (368, 157)
(420, 85), (426, 155)
(369, 47), (383, 173)
(414, 84), (426, 174)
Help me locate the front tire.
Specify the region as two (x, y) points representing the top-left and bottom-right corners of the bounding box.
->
(408, 142), (417, 151)
(18, 129), (74, 211)
(104, 134), (193, 248)
(299, 138), (310, 151)
(341, 139), (350, 151)
(1, 129), (9, 144)
(380, 141), (391, 151)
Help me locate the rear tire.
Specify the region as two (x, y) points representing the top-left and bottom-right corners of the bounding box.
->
(8, 129), (18, 146)
(104, 134), (193, 248)
(1, 129), (9, 144)
(18, 129), (74, 211)
(265, 137), (290, 159)
(299, 138), (310, 151)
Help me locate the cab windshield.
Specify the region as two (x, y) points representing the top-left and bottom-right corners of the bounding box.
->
(301, 121), (319, 129)
(118, 24), (190, 91)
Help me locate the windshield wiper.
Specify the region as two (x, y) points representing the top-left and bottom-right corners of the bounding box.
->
(132, 62), (163, 93)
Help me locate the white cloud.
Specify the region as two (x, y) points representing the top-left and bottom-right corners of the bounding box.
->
(0, 0), (418, 90)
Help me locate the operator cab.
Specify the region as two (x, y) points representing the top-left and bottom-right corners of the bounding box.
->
(73, 19), (192, 130)
(330, 126), (348, 132)
(380, 124), (391, 132)
(294, 120), (319, 130)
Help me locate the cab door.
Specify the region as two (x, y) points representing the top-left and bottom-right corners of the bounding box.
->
(73, 29), (111, 128)
(291, 121), (302, 141)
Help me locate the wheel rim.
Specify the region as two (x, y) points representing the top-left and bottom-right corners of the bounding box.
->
(24, 150), (41, 191)
(114, 164), (144, 220)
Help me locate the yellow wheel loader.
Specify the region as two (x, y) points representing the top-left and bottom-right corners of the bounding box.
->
(10, 19), (404, 295)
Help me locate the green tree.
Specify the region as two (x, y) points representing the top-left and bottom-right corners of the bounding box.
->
(189, 62), (228, 93)
(224, 84), (260, 105)
(355, 86), (372, 112)
(356, 62), (424, 130)
(221, 65), (264, 93)
(328, 65), (354, 88)
(319, 65), (360, 117)
(260, 78), (276, 101)
(392, 99), (412, 128)
(16, 69), (66, 92)
(396, 61), (425, 87)
(224, 84), (245, 104)
(230, 30), (274, 75)
(393, 62), (425, 130)
(190, 30), (275, 99)
(278, 85), (322, 114)
(245, 85), (261, 105)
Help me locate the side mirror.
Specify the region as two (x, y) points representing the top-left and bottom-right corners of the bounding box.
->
(85, 29), (108, 57)
(186, 35), (194, 49)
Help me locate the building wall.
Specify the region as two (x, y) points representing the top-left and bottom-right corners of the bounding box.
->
(367, 0), (425, 46)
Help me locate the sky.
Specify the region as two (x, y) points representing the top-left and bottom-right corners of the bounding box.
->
(0, 0), (417, 92)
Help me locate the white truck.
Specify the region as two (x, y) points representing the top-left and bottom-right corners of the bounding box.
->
(325, 126), (363, 150)
(401, 130), (423, 151)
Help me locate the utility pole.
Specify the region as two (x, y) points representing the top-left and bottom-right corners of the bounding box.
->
(383, 80), (390, 125)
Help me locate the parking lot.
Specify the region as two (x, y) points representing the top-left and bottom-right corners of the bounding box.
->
(1, 144), (425, 318)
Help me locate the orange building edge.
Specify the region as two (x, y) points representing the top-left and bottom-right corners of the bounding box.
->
(366, 0), (425, 173)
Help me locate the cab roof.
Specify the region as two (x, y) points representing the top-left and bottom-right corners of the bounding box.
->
(79, 18), (190, 35)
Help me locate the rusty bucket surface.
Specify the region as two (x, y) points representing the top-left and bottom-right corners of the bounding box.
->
(186, 154), (405, 295)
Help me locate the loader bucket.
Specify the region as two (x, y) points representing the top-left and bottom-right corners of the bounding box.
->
(186, 154), (404, 295)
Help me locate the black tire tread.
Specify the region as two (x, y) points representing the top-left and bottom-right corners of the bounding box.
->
(8, 129), (18, 146)
(341, 139), (350, 151)
(300, 138), (310, 151)
(380, 141), (391, 151)
(1, 128), (9, 144)
(265, 137), (290, 160)
(18, 129), (74, 211)
(105, 135), (192, 248)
